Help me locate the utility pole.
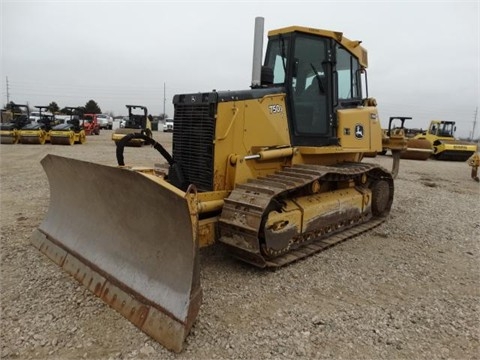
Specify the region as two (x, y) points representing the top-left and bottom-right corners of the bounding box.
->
(163, 82), (166, 119)
(472, 107), (478, 141)
(6, 76), (10, 104)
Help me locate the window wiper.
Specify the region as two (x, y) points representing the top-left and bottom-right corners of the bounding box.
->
(279, 35), (287, 75)
(309, 63), (326, 94)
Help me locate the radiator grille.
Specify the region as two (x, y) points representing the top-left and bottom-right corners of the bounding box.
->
(172, 94), (216, 191)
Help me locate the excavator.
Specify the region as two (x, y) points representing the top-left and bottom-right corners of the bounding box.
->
(0, 103), (31, 144)
(111, 105), (152, 146)
(31, 19), (406, 352)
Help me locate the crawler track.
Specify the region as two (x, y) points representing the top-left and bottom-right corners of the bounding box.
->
(219, 162), (393, 268)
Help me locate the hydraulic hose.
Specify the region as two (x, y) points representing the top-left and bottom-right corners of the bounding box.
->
(116, 131), (174, 166)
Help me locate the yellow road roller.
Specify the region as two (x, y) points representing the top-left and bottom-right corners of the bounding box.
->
(412, 120), (477, 161)
(18, 106), (58, 144)
(0, 103), (31, 144)
(50, 109), (86, 145)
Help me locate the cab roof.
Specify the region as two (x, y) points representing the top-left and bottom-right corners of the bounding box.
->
(268, 26), (368, 68)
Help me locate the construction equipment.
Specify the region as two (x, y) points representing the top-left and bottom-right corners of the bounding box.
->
(82, 113), (101, 135)
(31, 19), (405, 352)
(18, 106), (59, 144)
(111, 105), (152, 146)
(381, 117), (432, 161)
(467, 152), (480, 182)
(50, 107), (87, 145)
(0, 102), (31, 144)
(411, 120), (477, 161)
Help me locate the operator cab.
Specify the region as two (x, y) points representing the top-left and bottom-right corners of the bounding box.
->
(263, 28), (366, 146)
(430, 121), (456, 138)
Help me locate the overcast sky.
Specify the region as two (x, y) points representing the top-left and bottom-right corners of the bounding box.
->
(1, 0), (479, 137)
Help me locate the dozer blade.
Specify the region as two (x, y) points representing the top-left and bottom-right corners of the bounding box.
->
(31, 154), (201, 352)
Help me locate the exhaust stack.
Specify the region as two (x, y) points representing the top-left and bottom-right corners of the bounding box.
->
(251, 17), (264, 88)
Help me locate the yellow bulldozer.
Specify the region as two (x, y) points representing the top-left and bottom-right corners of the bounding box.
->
(31, 19), (405, 352)
(410, 120), (477, 161)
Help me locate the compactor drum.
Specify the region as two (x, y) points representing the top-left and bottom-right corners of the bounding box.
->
(0, 123), (21, 144)
(400, 138), (432, 160)
(32, 19), (405, 352)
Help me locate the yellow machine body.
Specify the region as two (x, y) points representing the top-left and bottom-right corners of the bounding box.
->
(32, 22), (402, 353)
(112, 105), (152, 146)
(0, 128), (20, 144)
(112, 127), (150, 146)
(50, 129), (87, 145)
(413, 120), (477, 161)
(0, 105), (31, 144)
(19, 128), (49, 145)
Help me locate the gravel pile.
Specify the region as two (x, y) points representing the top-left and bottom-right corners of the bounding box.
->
(1, 132), (479, 359)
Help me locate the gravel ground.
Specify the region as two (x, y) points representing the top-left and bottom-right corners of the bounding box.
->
(1, 130), (479, 360)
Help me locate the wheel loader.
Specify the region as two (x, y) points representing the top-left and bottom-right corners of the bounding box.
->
(31, 19), (405, 352)
(412, 120), (477, 161)
(0, 102), (31, 144)
(111, 105), (152, 146)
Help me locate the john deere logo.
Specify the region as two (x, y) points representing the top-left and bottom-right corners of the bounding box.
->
(355, 124), (364, 139)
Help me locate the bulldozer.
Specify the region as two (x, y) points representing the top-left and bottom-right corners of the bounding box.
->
(411, 120), (477, 161)
(18, 106), (59, 144)
(0, 102), (31, 144)
(31, 19), (405, 352)
(50, 107), (87, 145)
(111, 105), (152, 146)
